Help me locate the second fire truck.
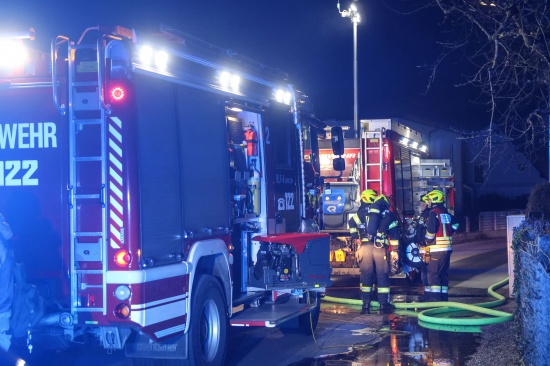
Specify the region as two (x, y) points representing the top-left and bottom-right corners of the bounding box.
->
(315, 119), (455, 277)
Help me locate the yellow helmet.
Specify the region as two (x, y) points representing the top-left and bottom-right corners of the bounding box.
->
(426, 190), (445, 204)
(421, 194), (429, 204)
(360, 189), (378, 204)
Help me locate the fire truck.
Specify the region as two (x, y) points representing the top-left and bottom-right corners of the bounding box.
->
(0, 25), (343, 364)
(316, 119), (455, 276)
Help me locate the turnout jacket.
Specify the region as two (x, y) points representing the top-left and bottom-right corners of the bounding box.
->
(367, 198), (399, 251)
(425, 203), (459, 252)
(349, 202), (371, 240)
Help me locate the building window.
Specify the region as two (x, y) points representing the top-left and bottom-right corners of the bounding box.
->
(474, 164), (485, 184)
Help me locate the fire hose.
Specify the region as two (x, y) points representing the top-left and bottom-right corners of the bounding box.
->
(323, 277), (513, 332)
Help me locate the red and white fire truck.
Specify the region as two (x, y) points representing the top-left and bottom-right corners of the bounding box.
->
(0, 25), (343, 364)
(316, 119), (455, 276)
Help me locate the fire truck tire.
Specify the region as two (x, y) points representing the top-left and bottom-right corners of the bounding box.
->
(185, 274), (228, 366)
(299, 291), (321, 335)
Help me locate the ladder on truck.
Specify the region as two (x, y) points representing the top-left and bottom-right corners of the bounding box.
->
(361, 129), (384, 195)
(52, 35), (110, 316)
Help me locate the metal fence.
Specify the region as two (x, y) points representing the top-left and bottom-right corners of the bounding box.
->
(479, 210), (523, 231)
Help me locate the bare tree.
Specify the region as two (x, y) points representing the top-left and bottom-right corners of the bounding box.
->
(394, 0), (550, 176)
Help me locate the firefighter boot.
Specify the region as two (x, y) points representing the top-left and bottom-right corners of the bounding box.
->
(425, 292), (440, 302)
(379, 302), (396, 314)
(441, 286), (449, 301)
(360, 302), (371, 315)
(419, 291), (440, 302)
(418, 292), (431, 302)
(378, 293), (396, 314)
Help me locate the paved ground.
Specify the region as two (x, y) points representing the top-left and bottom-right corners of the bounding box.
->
(452, 236), (522, 365)
(466, 300), (521, 366)
(224, 235), (521, 365)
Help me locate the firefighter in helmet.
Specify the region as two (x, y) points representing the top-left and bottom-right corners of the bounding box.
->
(416, 194), (431, 298)
(349, 189), (378, 313)
(357, 194), (398, 314)
(423, 189), (459, 301)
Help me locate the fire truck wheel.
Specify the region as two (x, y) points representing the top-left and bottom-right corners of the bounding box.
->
(187, 274), (228, 366)
(299, 291), (321, 335)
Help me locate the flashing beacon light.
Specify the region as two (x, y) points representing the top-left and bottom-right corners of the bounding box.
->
(110, 86), (125, 102)
(114, 249), (131, 267)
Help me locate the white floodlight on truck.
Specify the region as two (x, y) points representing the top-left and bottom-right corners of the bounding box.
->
(230, 73), (240, 91)
(0, 27), (35, 69)
(138, 45), (154, 66)
(274, 88), (291, 105)
(219, 70), (241, 92)
(137, 45), (168, 70)
(0, 39), (27, 68)
(154, 50), (169, 70)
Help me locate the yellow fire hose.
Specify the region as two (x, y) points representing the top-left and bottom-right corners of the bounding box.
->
(323, 277), (513, 332)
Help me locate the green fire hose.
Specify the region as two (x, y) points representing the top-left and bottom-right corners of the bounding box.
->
(323, 277), (513, 331)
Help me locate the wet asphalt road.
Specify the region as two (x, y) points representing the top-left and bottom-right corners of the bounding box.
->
(226, 236), (511, 365)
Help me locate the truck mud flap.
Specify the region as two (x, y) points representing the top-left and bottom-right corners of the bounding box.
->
(125, 332), (188, 360)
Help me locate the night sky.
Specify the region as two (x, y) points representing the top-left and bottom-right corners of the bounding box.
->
(0, 0), (490, 130)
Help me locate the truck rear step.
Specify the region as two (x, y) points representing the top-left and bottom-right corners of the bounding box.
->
(229, 303), (314, 327)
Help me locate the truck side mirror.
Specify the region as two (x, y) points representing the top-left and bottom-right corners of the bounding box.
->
(331, 126), (344, 156)
(333, 157), (345, 172)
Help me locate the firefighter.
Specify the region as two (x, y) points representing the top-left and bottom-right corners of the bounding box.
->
(423, 190), (459, 301)
(357, 194), (398, 314)
(0, 213), (13, 351)
(349, 189), (377, 313)
(416, 195), (431, 298)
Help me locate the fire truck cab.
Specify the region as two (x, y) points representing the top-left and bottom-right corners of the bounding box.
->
(0, 25), (343, 365)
